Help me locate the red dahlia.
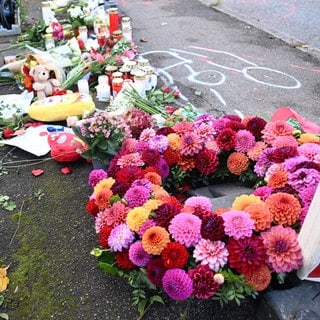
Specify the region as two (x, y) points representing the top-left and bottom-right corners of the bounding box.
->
(161, 242), (189, 269)
(163, 148), (180, 166)
(86, 198), (100, 217)
(225, 120), (246, 132)
(115, 249), (136, 270)
(146, 258), (166, 286)
(215, 128), (237, 151)
(195, 148), (219, 175)
(227, 235), (267, 275)
(188, 264), (220, 299)
(98, 224), (113, 248)
(246, 116), (267, 139)
(201, 213), (225, 242)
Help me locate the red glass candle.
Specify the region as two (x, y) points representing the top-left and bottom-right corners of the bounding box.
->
(108, 8), (120, 35)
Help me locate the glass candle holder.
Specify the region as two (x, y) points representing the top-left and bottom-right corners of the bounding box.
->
(108, 8), (120, 35)
(79, 26), (88, 43)
(121, 16), (131, 30)
(41, 1), (54, 25)
(96, 83), (110, 102)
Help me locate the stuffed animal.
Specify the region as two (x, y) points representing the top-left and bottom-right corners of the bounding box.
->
(30, 64), (61, 101)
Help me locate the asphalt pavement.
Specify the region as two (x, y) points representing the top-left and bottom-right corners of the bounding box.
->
(0, 0), (319, 319)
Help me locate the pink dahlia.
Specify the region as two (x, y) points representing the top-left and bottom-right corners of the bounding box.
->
(184, 196), (212, 212)
(139, 128), (156, 142)
(195, 122), (216, 143)
(168, 213), (202, 247)
(138, 219), (157, 237)
(173, 121), (195, 135)
(149, 135), (169, 153)
(288, 168), (320, 193)
(179, 131), (203, 156)
(105, 201), (129, 227)
(297, 143), (320, 161)
(235, 129), (256, 153)
(222, 210), (254, 240)
(273, 135), (298, 148)
(162, 268), (193, 300)
(188, 264), (221, 299)
(117, 152), (144, 168)
(261, 120), (294, 145)
(124, 185), (151, 208)
(108, 223), (135, 252)
(261, 225), (303, 273)
(253, 186), (273, 201)
(193, 239), (229, 271)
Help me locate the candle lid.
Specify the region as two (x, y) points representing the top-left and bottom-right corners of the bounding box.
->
(122, 16), (131, 22)
(112, 78), (124, 85)
(112, 71), (123, 78)
(134, 70), (146, 80)
(108, 8), (118, 14)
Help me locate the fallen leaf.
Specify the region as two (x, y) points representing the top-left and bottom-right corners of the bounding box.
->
(31, 169), (44, 177)
(0, 267), (9, 292)
(140, 37), (148, 42)
(61, 167), (72, 174)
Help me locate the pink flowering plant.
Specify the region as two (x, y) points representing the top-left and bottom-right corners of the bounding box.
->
(72, 112), (132, 166)
(84, 110), (319, 318)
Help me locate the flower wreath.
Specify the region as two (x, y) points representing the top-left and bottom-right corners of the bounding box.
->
(84, 109), (320, 317)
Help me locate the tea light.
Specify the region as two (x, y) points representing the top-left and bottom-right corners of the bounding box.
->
(77, 79), (90, 95)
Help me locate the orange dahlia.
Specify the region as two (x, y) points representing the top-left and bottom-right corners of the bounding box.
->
(95, 189), (113, 210)
(213, 207), (230, 215)
(247, 141), (267, 161)
(177, 155), (196, 172)
(244, 264), (271, 291)
(265, 192), (301, 226)
(142, 226), (170, 255)
(167, 133), (182, 150)
(152, 185), (170, 200)
(227, 152), (250, 175)
(267, 170), (288, 189)
(232, 194), (262, 211)
(144, 171), (162, 185)
(245, 203), (273, 232)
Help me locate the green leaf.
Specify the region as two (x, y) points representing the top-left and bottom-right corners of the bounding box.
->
(98, 251), (116, 265)
(98, 262), (119, 275)
(150, 295), (164, 305)
(0, 313), (9, 320)
(137, 299), (147, 316)
(0, 295), (3, 305)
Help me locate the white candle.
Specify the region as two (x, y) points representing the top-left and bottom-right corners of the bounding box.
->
(77, 79), (90, 95)
(96, 84), (110, 102)
(42, 1), (54, 25)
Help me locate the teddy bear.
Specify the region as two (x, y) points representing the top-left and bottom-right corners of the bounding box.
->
(30, 64), (61, 101)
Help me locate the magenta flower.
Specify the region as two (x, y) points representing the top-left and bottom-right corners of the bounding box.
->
(162, 268), (193, 300)
(124, 185), (151, 207)
(88, 169), (108, 188)
(222, 210), (254, 240)
(179, 131), (203, 156)
(288, 168), (320, 192)
(169, 213), (202, 247)
(129, 241), (153, 267)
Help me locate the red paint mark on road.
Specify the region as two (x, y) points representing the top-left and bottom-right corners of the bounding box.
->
(243, 54), (265, 62)
(311, 69), (320, 73)
(229, 70), (241, 75)
(289, 64), (307, 70)
(280, 2), (296, 19)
